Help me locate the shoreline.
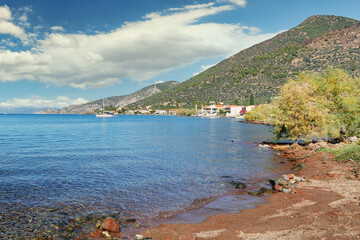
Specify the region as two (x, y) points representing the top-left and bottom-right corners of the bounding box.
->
(140, 143), (360, 240)
(116, 151), (292, 238)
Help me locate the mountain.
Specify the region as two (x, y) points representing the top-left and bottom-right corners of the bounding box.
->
(127, 15), (360, 108)
(36, 81), (179, 114)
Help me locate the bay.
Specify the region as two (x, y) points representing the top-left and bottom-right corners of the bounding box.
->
(0, 115), (281, 227)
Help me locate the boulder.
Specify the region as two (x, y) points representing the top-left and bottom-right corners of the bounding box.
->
(101, 217), (120, 233)
(347, 136), (358, 143)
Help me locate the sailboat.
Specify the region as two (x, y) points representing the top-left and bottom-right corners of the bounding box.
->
(96, 90), (116, 118)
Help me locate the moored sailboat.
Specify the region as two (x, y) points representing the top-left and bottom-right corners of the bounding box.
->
(96, 90), (116, 118)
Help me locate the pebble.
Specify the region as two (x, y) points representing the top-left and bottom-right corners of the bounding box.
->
(281, 175), (290, 181)
(125, 218), (136, 223)
(274, 185), (283, 192)
(230, 181), (247, 189)
(102, 230), (111, 239)
(327, 172), (340, 178)
(283, 189), (292, 193)
(291, 163), (306, 171)
(135, 234), (144, 240)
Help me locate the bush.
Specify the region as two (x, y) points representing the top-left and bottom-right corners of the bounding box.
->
(177, 108), (196, 116)
(245, 104), (278, 124)
(274, 69), (360, 139)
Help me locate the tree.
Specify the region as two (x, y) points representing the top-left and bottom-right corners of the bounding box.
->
(249, 94), (255, 105)
(274, 69), (360, 139)
(274, 81), (327, 139)
(233, 99), (239, 105)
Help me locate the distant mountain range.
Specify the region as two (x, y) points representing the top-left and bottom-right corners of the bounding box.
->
(127, 15), (360, 108)
(36, 81), (179, 114)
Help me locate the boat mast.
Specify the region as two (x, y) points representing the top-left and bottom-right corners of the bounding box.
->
(102, 89), (105, 115)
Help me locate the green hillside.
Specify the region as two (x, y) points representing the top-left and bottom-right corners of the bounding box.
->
(127, 15), (360, 109)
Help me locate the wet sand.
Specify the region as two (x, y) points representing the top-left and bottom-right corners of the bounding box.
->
(141, 143), (360, 240)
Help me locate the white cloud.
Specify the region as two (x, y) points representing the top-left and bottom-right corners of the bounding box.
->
(0, 5), (28, 43)
(193, 63), (217, 76)
(19, 15), (27, 22)
(0, 2), (277, 89)
(0, 5), (11, 20)
(218, 0), (247, 7)
(155, 80), (164, 84)
(50, 26), (65, 32)
(0, 96), (89, 109)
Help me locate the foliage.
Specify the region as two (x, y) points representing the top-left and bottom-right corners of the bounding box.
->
(245, 104), (278, 124)
(319, 144), (360, 164)
(177, 108), (196, 116)
(117, 108), (126, 114)
(274, 69), (360, 139)
(105, 105), (116, 111)
(249, 94), (255, 105)
(218, 109), (226, 116)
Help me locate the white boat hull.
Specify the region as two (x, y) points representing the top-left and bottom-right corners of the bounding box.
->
(96, 114), (116, 118)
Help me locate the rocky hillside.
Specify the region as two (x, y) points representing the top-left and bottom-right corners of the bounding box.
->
(128, 15), (360, 108)
(37, 81), (179, 114)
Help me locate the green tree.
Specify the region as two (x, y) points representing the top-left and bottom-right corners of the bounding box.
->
(274, 81), (327, 139)
(249, 94), (255, 105)
(274, 69), (360, 139)
(105, 105), (116, 111)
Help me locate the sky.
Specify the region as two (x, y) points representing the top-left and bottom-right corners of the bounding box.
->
(0, 0), (359, 113)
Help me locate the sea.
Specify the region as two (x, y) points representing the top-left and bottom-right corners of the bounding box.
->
(0, 114), (286, 238)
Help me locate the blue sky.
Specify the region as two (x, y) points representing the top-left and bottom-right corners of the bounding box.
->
(0, 0), (359, 113)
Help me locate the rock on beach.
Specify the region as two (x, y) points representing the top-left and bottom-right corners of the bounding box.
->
(101, 217), (120, 233)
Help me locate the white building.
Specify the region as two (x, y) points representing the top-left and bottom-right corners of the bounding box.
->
(155, 110), (167, 115)
(201, 105), (225, 115)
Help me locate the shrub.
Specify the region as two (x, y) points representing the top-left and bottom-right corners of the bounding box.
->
(177, 108), (196, 116)
(274, 69), (360, 139)
(245, 104), (278, 124)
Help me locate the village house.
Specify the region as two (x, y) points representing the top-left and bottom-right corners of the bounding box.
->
(225, 105), (243, 118)
(168, 109), (179, 115)
(154, 110), (167, 115)
(201, 104), (225, 115)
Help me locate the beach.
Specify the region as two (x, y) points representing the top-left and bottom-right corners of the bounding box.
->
(141, 143), (360, 240)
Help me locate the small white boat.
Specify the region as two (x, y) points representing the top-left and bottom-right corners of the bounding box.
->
(96, 90), (116, 118)
(96, 113), (115, 118)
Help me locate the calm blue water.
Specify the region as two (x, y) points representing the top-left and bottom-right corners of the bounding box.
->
(0, 114), (279, 218)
